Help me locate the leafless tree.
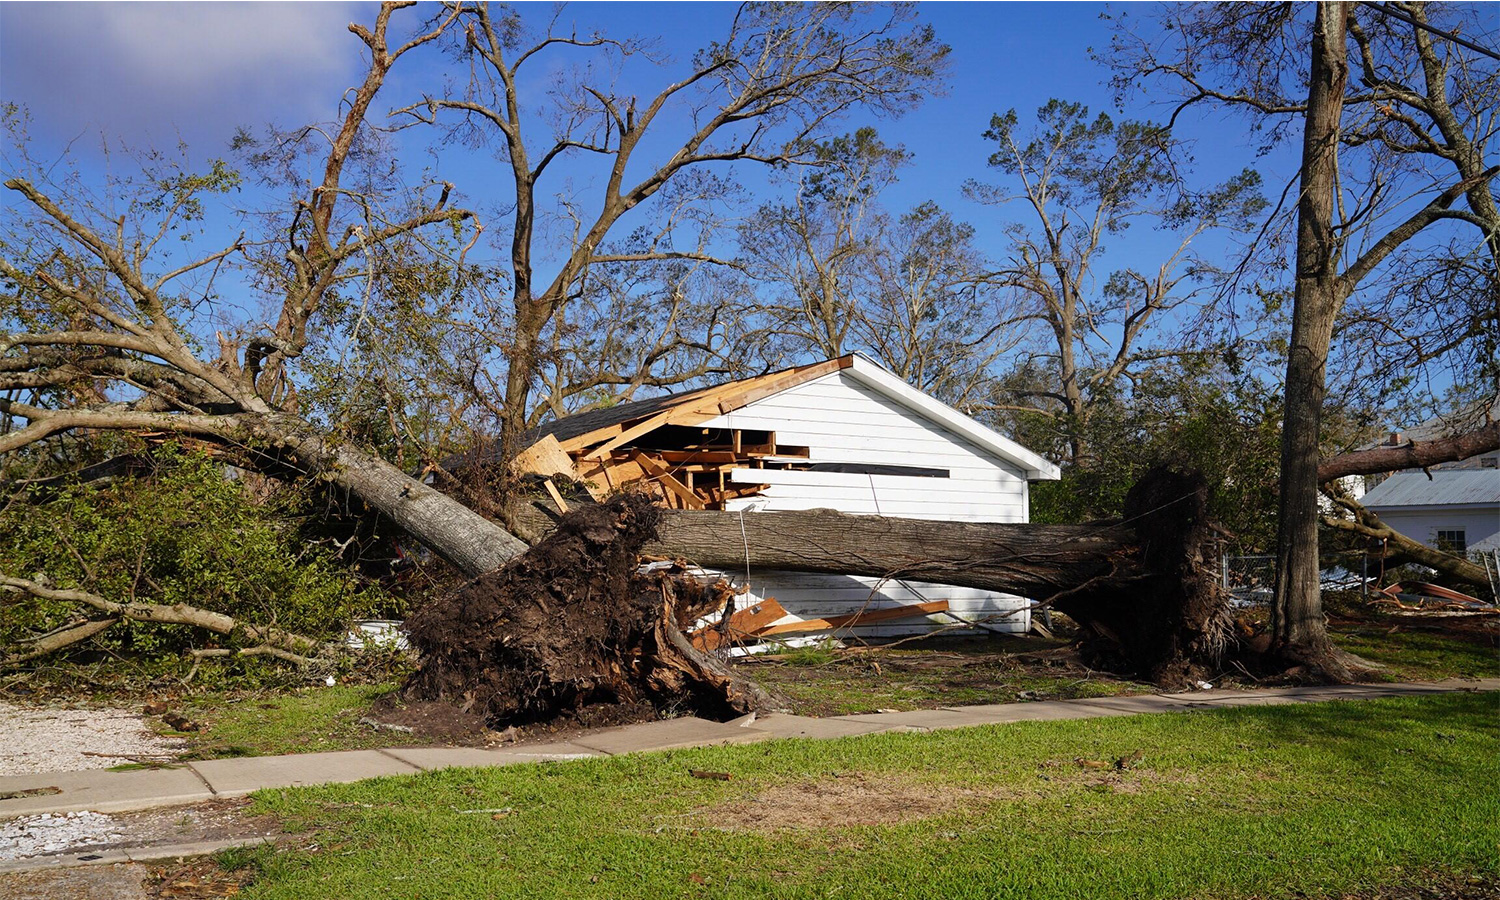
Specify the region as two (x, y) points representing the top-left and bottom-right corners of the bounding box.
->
(965, 99), (1266, 465)
(857, 201), (1025, 408)
(402, 2), (949, 458)
(738, 128), (908, 359)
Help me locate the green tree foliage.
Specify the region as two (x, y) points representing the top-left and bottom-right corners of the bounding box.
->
(0, 446), (393, 664)
(1026, 360), (1281, 554)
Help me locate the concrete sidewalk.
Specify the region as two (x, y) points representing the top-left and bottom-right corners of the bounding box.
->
(2, 678), (1495, 822)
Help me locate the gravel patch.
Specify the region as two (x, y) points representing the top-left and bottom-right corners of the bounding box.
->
(0, 811), (125, 860)
(0, 704), (183, 777)
(0, 800), (274, 863)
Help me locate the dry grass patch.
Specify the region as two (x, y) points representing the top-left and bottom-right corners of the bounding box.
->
(696, 760), (1194, 833)
(694, 773), (1002, 831)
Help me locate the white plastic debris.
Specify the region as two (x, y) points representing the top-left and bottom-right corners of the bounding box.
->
(1195, 680), (1214, 690)
(344, 619), (409, 651)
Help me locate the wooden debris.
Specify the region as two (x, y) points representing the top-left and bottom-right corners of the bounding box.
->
(511, 359), (844, 509)
(510, 434), (577, 480)
(543, 478), (569, 514)
(690, 598), (790, 651)
(689, 770), (732, 781)
(753, 600), (950, 637)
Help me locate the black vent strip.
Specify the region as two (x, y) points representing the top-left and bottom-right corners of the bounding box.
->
(806, 463), (949, 479)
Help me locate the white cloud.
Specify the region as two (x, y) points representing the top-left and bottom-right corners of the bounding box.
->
(1, 2), (371, 148)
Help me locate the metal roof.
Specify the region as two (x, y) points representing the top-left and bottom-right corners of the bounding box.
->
(1360, 469), (1500, 508)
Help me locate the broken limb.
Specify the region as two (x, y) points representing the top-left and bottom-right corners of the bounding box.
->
(182, 645), (329, 683)
(1, 616), (118, 666)
(1320, 489), (1490, 592)
(1318, 421), (1499, 483)
(0, 573), (340, 666)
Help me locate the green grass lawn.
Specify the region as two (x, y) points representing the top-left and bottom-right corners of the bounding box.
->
(169, 683), (434, 758)
(160, 618), (1495, 760)
(1330, 626), (1499, 681)
(749, 645), (1148, 716)
(229, 693), (1500, 900)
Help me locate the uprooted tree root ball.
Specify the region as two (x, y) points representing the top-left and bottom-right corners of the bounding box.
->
(1049, 466), (1234, 687)
(399, 493), (782, 727)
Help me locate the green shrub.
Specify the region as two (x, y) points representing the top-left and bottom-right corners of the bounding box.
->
(0, 446), (394, 668)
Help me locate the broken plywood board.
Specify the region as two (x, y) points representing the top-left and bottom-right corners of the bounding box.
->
(691, 598), (790, 651)
(511, 434), (577, 479)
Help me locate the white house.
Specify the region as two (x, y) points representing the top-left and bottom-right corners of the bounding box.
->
(499, 355), (1061, 638)
(1361, 465), (1500, 555)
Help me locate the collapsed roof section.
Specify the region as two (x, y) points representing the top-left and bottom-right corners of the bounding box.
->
(495, 355), (1059, 511)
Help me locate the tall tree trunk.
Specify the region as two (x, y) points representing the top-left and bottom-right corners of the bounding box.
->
(1270, 1), (1352, 675)
(499, 300), (547, 463)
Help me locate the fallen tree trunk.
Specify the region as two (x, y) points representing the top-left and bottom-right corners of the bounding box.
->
(509, 496), (1132, 598)
(508, 467), (1234, 686)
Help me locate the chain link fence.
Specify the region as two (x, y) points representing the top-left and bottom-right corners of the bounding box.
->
(1221, 555), (1275, 606)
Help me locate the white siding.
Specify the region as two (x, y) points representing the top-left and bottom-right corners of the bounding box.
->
(1371, 506), (1500, 554)
(700, 371), (1034, 636)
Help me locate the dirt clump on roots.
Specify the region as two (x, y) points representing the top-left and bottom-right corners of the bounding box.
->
(398, 494), (777, 729)
(1053, 466), (1233, 688)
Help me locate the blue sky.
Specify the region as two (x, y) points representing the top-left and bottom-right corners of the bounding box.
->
(0, 1), (1293, 267)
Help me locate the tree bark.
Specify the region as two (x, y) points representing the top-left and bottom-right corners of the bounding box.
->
(508, 466), (1233, 685)
(1270, 1), (1351, 675)
(1318, 421), (1499, 482)
(0, 574), (335, 662)
(510, 501), (1134, 598)
(245, 414), (529, 577)
(1321, 493), (1491, 592)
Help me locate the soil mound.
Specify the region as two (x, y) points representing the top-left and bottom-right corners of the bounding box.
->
(400, 494), (777, 726)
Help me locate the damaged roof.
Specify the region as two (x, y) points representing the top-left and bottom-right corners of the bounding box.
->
(449, 355), (1060, 482)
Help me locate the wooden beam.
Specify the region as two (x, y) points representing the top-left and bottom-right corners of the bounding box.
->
(542, 479), (569, 514)
(713, 358), (850, 415)
(581, 410), (679, 460)
(753, 600), (950, 637)
(635, 453), (706, 509)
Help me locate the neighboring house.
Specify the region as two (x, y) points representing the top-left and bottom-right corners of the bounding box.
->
(467, 355), (1061, 637)
(1360, 467), (1500, 555)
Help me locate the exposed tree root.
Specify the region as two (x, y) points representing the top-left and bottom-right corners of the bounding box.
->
(1046, 467), (1235, 687)
(400, 493), (786, 726)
